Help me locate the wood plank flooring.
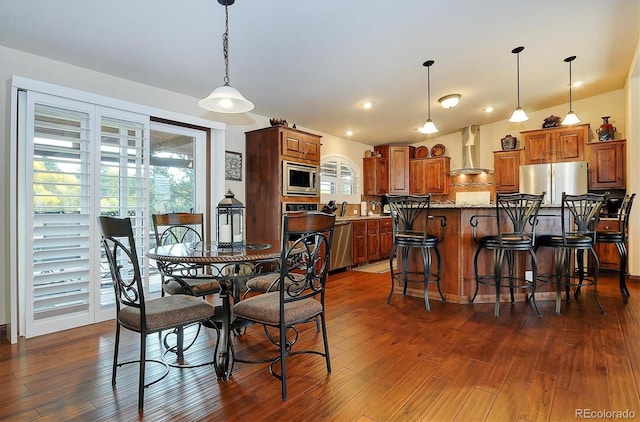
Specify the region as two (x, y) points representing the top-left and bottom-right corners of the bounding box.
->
(1, 271), (639, 421)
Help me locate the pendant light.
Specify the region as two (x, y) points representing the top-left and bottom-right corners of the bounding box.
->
(419, 60), (438, 134)
(198, 0), (254, 113)
(561, 55), (580, 125)
(508, 46), (529, 123)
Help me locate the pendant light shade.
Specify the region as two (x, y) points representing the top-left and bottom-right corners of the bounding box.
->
(199, 0), (254, 114)
(419, 60), (439, 134)
(561, 55), (580, 125)
(508, 46), (529, 123)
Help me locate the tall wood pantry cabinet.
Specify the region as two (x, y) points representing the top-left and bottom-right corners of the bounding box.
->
(521, 124), (589, 164)
(244, 126), (321, 242)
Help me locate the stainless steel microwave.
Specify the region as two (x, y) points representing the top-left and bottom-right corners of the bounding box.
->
(283, 161), (319, 196)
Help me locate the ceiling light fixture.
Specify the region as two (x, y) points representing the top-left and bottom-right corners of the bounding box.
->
(438, 94), (461, 109)
(508, 46), (529, 123)
(561, 55), (580, 125)
(419, 60), (438, 134)
(198, 0), (254, 113)
(362, 101), (373, 109)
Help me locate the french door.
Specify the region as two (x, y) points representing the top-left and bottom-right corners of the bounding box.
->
(18, 92), (208, 337)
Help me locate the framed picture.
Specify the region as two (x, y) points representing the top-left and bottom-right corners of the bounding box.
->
(225, 151), (242, 181)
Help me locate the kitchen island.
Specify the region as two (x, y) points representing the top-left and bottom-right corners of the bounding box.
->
(390, 204), (563, 304)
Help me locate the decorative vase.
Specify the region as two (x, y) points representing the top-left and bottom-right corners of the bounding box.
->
(596, 116), (616, 141)
(501, 134), (516, 150)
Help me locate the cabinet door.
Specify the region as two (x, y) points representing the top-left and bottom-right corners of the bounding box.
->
(388, 146), (411, 194)
(592, 220), (624, 271)
(409, 159), (426, 194)
(587, 140), (626, 190)
(379, 219), (393, 259)
(494, 150), (521, 193)
(367, 220), (380, 261)
(523, 132), (551, 163)
(424, 158), (448, 194)
(554, 127), (585, 162)
(352, 221), (367, 265)
(363, 157), (389, 195)
(301, 134), (320, 162)
(281, 129), (303, 158)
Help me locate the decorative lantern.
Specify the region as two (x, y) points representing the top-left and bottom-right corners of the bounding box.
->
(216, 189), (244, 249)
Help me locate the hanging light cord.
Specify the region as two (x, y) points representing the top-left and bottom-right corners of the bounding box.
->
(568, 59), (573, 108)
(222, 3), (230, 86)
(516, 52), (521, 107)
(427, 65), (432, 118)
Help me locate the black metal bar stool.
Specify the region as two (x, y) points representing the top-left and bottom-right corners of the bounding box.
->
(596, 193), (635, 303)
(470, 192), (545, 317)
(386, 194), (447, 312)
(536, 193), (606, 315)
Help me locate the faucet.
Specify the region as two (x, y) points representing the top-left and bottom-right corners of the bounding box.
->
(340, 201), (348, 217)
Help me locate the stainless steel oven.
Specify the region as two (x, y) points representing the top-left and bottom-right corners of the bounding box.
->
(282, 202), (319, 213)
(283, 161), (319, 196)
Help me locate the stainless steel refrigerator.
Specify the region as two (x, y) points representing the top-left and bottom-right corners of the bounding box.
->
(519, 161), (588, 205)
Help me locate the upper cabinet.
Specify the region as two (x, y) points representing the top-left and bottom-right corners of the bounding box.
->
(521, 124), (588, 164)
(363, 156), (389, 195)
(374, 145), (414, 194)
(278, 127), (321, 163)
(493, 149), (524, 193)
(586, 139), (626, 190)
(409, 157), (451, 195)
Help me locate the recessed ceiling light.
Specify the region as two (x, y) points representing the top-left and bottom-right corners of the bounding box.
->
(484, 106), (494, 112)
(362, 101), (373, 109)
(438, 94), (461, 108)
(346, 130), (353, 136)
(573, 80), (583, 87)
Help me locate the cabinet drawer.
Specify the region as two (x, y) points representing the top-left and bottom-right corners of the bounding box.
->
(352, 221), (366, 232)
(379, 218), (392, 229)
(366, 219), (380, 230)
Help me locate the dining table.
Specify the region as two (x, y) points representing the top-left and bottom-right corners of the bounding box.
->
(146, 240), (284, 379)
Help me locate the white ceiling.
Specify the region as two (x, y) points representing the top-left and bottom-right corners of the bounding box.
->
(1, 0), (639, 145)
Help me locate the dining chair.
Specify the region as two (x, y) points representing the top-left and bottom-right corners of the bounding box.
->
(232, 211), (336, 400)
(386, 194), (447, 312)
(595, 193), (635, 303)
(536, 193), (606, 315)
(470, 192), (545, 317)
(97, 216), (217, 411)
(152, 212), (223, 364)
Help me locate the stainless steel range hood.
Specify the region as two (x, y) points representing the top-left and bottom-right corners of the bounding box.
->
(450, 125), (493, 175)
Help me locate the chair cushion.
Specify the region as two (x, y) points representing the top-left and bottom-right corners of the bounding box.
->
(480, 234), (533, 249)
(233, 292), (322, 326)
(596, 232), (625, 243)
(163, 276), (221, 296)
(245, 273), (305, 293)
(395, 232), (439, 247)
(118, 295), (216, 332)
(537, 234), (593, 248)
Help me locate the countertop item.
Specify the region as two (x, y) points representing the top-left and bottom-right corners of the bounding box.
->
(431, 144), (446, 157)
(414, 146), (429, 158)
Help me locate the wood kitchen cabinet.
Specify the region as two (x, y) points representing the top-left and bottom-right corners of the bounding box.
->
(521, 124), (588, 164)
(593, 219), (626, 272)
(280, 127), (321, 163)
(375, 145), (414, 194)
(367, 219), (380, 261)
(245, 126), (321, 242)
(409, 157), (451, 195)
(363, 157), (389, 195)
(586, 139), (626, 191)
(493, 149), (524, 193)
(379, 218), (393, 259)
(352, 221), (367, 265)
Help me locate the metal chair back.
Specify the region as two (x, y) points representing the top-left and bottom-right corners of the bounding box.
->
(496, 192), (546, 246)
(561, 193), (606, 244)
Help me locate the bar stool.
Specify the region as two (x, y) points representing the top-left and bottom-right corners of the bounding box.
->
(536, 193), (606, 315)
(596, 193), (635, 303)
(470, 192), (545, 317)
(386, 194), (447, 311)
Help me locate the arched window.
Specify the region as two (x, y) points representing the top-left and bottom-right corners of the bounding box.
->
(320, 156), (360, 203)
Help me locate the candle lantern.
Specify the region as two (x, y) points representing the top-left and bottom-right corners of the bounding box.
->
(216, 189), (244, 249)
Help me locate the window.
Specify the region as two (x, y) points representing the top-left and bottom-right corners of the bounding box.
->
(320, 156), (360, 203)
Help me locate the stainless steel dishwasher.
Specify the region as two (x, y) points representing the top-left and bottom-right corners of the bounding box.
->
(330, 221), (352, 271)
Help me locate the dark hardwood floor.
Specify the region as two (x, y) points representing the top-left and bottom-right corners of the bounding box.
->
(1, 270), (639, 421)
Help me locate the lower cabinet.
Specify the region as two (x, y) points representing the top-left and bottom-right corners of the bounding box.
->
(351, 218), (392, 265)
(593, 219), (625, 272)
